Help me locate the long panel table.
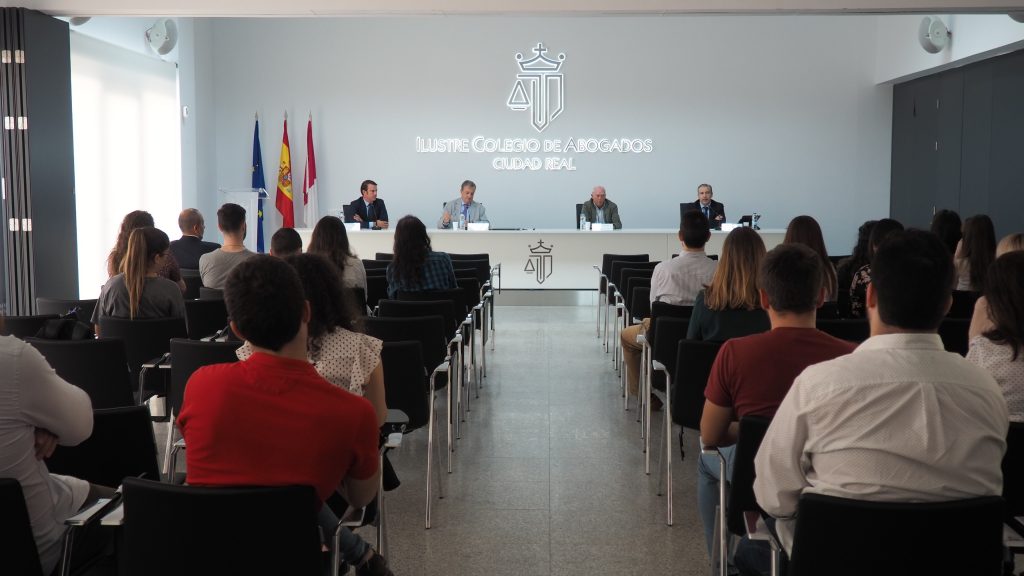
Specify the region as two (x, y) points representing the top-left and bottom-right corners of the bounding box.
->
(295, 228), (786, 290)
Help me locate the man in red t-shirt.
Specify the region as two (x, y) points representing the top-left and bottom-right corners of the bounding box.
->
(178, 255), (390, 576)
(696, 244), (856, 567)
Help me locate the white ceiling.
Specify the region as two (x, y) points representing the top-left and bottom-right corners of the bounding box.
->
(13, 0), (1024, 17)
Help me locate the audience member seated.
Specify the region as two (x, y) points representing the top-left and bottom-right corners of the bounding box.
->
(848, 218), (903, 318)
(169, 208), (220, 269)
(753, 230), (1007, 566)
(930, 208), (962, 256)
(308, 216), (367, 293)
(177, 256), (392, 576)
(687, 227), (770, 342)
(620, 210), (717, 401)
(92, 227), (186, 335)
(971, 233), (1024, 339)
(783, 215), (837, 301)
(386, 215), (457, 299)
(270, 227), (303, 258)
(108, 210), (185, 292)
(237, 253), (386, 425)
(198, 203), (256, 289)
(967, 251), (1024, 423)
(580, 185), (622, 229)
(698, 244), (855, 567)
(835, 220), (876, 318)
(0, 320), (115, 575)
(954, 214), (996, 292)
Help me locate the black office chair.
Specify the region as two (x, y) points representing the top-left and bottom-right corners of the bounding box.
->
(0, 315), (59, 338)
(0, 478), (46, 576)
(366, 275), (388, 311)
(184, 299), (229, 340)
(25, 338), (134, 409)
(375, 252), (393, 261)
(180, 269), (202, 300)
(381, 341), (430, 430)
(596, 254), (649, 347)
(362, 259), (390, 273)
(36, 298), (98, 322)
(165, 339), (243, 479)
(97, 317), (188, 403)
(575, 203), (584, 228)
(46, 405), (161, 488)
(938, 317), (970, 356)
(198, 286), (223, 300)
(628, 282), (652, 324)
(1002, 422), (1024, 543)
(787, 494), (1004, 576)
(814, 318), (869, 343)
(121, 479), (322, 576)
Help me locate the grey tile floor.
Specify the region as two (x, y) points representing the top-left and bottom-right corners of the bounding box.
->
(365, 305), (709, 576)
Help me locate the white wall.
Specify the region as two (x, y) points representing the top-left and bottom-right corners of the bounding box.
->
(206, 15), (893, 254)
(874, 14), (1024, 83)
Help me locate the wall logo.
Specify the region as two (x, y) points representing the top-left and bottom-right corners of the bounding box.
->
(507, 43), (565, 133)
(524, 239), (554, 284)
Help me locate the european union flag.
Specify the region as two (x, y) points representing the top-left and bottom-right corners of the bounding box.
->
(252, 117), (267, 253)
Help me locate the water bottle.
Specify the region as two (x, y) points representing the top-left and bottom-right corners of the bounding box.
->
(579, 213), (587, 231)
(458, 212), (466, 231)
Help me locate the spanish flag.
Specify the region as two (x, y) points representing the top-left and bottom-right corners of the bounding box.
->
(275, 115), (295, 228)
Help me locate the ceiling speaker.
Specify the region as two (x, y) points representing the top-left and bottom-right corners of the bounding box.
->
(145, 18), (178, 56)
(919, 16), (951, 54)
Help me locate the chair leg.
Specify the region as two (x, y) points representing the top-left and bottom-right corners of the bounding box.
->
(162, 412), (175, 478)
(377, 453), (388, 557)
(446, 369), (454, 474)
(644, 358), (652, 474)
(425, 388), (436, 529)
(456, 341), (464, 434)
(665, 381), (673, 526)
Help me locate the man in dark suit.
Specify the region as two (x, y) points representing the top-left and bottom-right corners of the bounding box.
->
(684, 183), (725, 229)
(169, 208), (220, 269)
(347, 179), (389, 229)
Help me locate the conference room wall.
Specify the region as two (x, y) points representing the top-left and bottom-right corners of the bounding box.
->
(207, 15), (892, 253)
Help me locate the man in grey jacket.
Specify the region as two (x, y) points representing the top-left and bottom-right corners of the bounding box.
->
(580, 186), (622, 229)
(438, 180), (489, 229)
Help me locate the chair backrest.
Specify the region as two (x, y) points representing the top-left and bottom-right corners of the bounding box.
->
(450, 258), (490, 285)
(396, 291), (467, 321)
(1003, 422), (1024, 518)
(575, 203), (584, 228)
(628, 282), (652, 321)
(938, 317), (970, 356)
(363, 316), (447, 383)
(169, 339), (242, 417)
(601, 253), (648, 278)
(46, 405), (160, 487)
(609, 261), (660, 304)
(671, 339), (722, 430)
(0, 479), (45, 576)
(381, 341), (430, 430)
(948, 289), (980, 319)
(97, 317), (188, 392)
(726, 415), (772, 536)
(0, 315), (59, 338)
(121, 478), (321, 576)
(382, 298), (460, 337)
(362, 259), (391, 273)
(365, 275), (388, 310)
(456, 277), (482, 308)
(36, 297), (98, 321)
(815, 301), (839, 319)
(198, 286), (224, 300)
(787, 494), (1004, 576)
(180, 269), (202, 300)
(449, 253), (491, 268)
(184, 298), (229, 340)
(651, 317), (690, 376)
(814, 318), (869, 343)
(617, 266), (658, 307)
(25, 337), (134, 409)
(374, 252), (393, 261)
(648, 301), (694, 358)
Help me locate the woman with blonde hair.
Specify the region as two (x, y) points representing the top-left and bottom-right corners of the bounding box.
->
(783, 215), (837, 301)
(687, 227), (770, 341)
(92, 227), (185, 334)
(107, 210), (185, 291)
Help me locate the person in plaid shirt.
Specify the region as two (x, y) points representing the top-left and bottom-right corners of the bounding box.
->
(386, 216), (458, 299)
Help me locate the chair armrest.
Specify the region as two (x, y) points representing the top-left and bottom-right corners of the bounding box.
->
(142, 352), (171, 370)
(385, 408), (409, 428)
(652, 360), (666, 372)
(66, 495), (120, 527)
(637, 333), (647, 346)
(100, 503), (125, 527)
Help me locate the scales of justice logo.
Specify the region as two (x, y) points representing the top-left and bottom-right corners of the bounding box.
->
(507, 43), (565, 133)
(525, 240), (554, 284)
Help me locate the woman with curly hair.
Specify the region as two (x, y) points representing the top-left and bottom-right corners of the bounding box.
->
(385, 215), (457, 299)
(307, 215), (367, 293)
(955, 214), (997, 292)
(848, 218), (904, 318)
(783, 215), (837, 301)
(107, 210), (184, 291)
(687, 226), (770, 341)
(236, 252), (385, 424)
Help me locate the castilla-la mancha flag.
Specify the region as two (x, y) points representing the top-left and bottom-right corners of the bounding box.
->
(275, 116), (295, 228)
(302, 115), (318, 227)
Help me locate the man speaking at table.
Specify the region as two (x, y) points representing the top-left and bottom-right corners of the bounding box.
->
(581, 185), (622, 229)
(439, 180), (489, 229)
(684, 183), (725, 229)
(348, 179), (389, 230)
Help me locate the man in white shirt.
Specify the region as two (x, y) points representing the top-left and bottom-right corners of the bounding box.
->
(620, 209), (718, 399)
(752, 230), (1008, 560)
